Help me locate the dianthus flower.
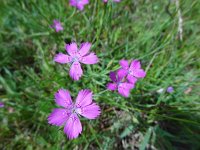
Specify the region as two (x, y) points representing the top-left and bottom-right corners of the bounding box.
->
(0, 102), (4, 108)
(48, 89), (100, 139)
(54, 42), (99, 80)
(107, 71), (134, 97)
(118, 60), (146, 84)
(69, 0), (89, 11)
(51, 20), (63, 32)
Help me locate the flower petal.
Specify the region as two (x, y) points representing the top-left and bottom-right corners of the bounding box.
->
(77, 4), (84, 11)
(48, 108), (70, 126)
(55, 25), (63, 32)
(77, 0), (89, 5)
(69, 0), (89, 11)
(65, 42), (78, 56)
(53, 20), (59, 24)
(64, 114), (82, 139)
(109, 71), (117, 82)
(77, 103), (101, 119)
(54, 53), (71, 64)
(119, 59), (129, 69)
(80, 52), (99, 64)
(69, 61), (83, 80)
(127, 74), (137, 84)
(75, 89), (92, 108)
(79, 42), (91, 56)
(133, 69), (146, 78)
(107, 83), (117, 91)
(118, 83), (134, 97)
(52, 20), (63, 32)
(81, 0), (89, 4)
(130, 60), (141, 70)
(69, 0), (78, 7)
(0, 102), (4, 108)
(117, 68), (128, 81)
(55, 89), (73, 108)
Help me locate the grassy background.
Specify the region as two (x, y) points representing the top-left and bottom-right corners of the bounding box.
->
(0, 0), (200, 149)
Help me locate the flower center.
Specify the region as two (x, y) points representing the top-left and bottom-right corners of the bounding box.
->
(72, 56), (79, 63)
(71, 107), (76, 113)
(128, 69), (133, 75)
(75, 107), (82, 114)
(70, 105), (82, 115)
(117, 81), (121, 86)
(76, 0), (81, 3)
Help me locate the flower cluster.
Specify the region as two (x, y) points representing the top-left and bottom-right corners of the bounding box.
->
(107, 60), (146, 97)
(49, 41), (100, 139)
(49, 40), (146, 139)
(48, 0), (146, 140)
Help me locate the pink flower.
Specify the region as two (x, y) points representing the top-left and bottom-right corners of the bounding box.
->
(54, 42), (99, 80)
(51, 20), (63, 32)
(107, 71), (134, 97)
(69, 0), (89, 11)
(118, 60), (146, 84)
(103, 0), (121, 3)
(48, 89), (101, 139)
(0, 102), (4, 108)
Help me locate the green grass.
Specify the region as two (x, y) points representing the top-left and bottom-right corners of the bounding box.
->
(0, 0), (200, 149)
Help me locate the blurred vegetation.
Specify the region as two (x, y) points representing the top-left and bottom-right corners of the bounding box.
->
(0, 0), (200, 149)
